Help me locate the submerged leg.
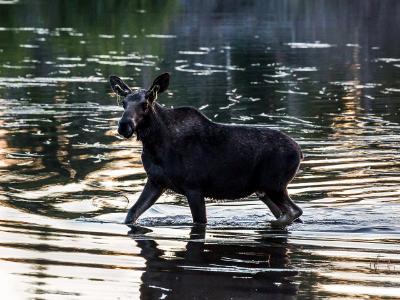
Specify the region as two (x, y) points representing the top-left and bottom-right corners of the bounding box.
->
(125, 179), (164, 225)
(185, 225), (206, 261)
(268, 189), (302, 228)
(186, 191), (207, 224)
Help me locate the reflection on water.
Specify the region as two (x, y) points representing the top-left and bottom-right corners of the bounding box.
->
(0, 0), (400, 299)
(132, 226), (299, 299)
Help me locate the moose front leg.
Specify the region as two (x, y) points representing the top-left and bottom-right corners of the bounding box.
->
(125, 180), (164, 225)
(186, 191), (207, 224)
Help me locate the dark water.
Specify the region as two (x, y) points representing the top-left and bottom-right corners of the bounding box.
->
(1, 0), (400, 299)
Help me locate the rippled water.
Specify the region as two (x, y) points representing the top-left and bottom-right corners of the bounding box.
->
(0, 1), (400, 299)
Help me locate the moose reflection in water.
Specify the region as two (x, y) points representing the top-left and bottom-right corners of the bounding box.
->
(129, 226), (298, 299)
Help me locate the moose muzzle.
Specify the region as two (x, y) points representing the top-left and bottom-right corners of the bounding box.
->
(118, 119), (134, 138)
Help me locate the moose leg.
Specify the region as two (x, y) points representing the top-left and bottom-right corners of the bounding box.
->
(259, 194), (282, 219)
(186, 191), (207, 224)
(125, 180), (164, 225)
(260, 194), (303, 224)
(268, 190), (302, 228)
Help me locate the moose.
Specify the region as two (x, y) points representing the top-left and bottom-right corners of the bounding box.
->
(110, 73), (303, 227)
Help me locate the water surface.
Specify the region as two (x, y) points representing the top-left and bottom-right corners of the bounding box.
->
(0, 1), (400, 299)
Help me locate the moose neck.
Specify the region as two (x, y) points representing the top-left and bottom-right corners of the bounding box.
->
(136, 103), (167, 150)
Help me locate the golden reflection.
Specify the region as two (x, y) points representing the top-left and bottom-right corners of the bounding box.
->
(54, 86), (77, 179)
(83, 137), (145, 189)
(330, 45), (363, 137)
(319, 284), (400, 298)
(322, 271), (400, 284)
(314, 43), (400, 207)
(0, 104), (23, 169)
(312, 247), (400, 299)
(0, 101), (44, 180)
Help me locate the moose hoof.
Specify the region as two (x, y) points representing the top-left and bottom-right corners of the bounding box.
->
(270, 208), (302, 228)
(270, 216), (291, 228)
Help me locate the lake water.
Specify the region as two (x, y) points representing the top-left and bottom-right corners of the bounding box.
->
(0, 1), (400, 299)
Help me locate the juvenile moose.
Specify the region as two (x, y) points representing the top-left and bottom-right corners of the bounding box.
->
(110, 73), (303, 227)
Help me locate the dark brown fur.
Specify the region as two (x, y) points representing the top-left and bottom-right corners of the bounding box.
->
(110, 73), (303, 227)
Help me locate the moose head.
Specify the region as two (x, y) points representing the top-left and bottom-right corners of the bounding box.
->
(110, 73), (170, 138)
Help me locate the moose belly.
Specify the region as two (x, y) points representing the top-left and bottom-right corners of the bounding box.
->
(167, 165), (257, 200)
(203, 184), (255, 200)
(165, 177), (255, 200)
(143, 146), (261, 199)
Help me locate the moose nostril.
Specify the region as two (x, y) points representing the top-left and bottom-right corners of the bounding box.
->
(118, 120), (133, 137)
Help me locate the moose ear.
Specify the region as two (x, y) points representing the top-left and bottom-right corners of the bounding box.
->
(151, 73), (170, 93)
(146, 73), (170, 103)
(109, 75), (132, 97)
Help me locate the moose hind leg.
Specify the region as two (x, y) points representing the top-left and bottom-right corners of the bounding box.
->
(268, 190), (302, 228)
(257, 192), (282, 219)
